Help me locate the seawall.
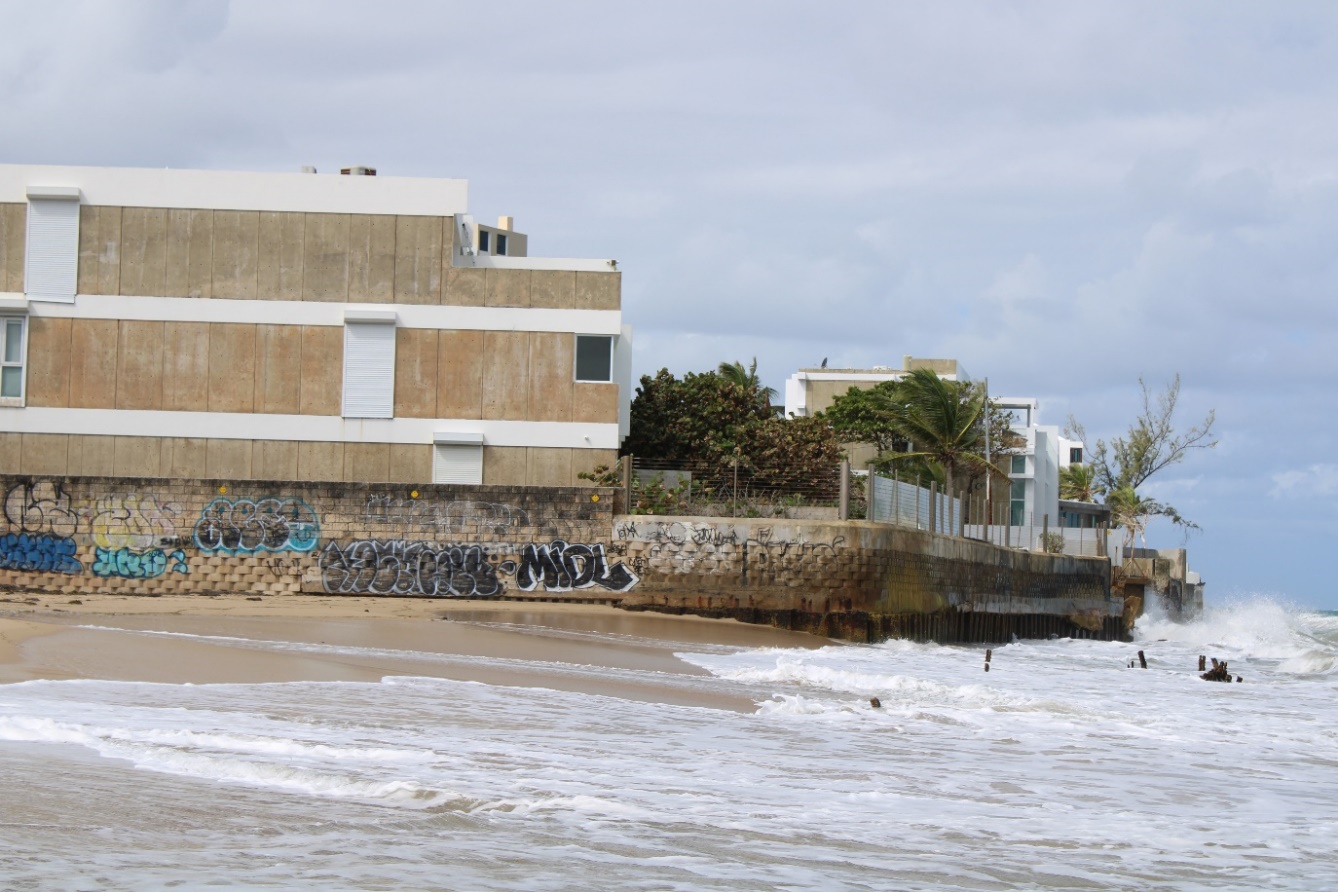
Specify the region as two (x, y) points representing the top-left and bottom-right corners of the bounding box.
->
(612, 516), (1120, 643)
(0, 475), (1120, 643)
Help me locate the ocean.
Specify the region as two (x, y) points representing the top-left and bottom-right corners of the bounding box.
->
(2, 599), (1336, 890)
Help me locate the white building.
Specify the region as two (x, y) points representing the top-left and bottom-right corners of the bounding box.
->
(993, 397), (1084, 530)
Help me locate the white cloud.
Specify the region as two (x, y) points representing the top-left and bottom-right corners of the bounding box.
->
(1271, 465), (1338, 498)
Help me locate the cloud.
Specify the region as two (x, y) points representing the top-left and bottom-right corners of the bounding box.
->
(1271, 464), (1338, 499)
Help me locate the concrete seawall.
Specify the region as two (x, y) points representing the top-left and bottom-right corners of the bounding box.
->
(0, 474), (1120, 644)
(613, 516), (1121, 643)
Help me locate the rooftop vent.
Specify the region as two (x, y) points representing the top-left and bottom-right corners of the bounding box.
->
(300, 165), (317, 174)
(340, 166), (377, 176)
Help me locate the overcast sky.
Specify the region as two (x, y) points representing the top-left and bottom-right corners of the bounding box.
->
(4, 0), (1335, 608)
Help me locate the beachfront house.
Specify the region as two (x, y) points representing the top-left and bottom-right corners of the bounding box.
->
(0, 164), (631, 486)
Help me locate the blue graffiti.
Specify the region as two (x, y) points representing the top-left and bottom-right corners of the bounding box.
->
(91, 547), (189, 579)
(193, 498), (320, 555)
(0, 533), (82, 574)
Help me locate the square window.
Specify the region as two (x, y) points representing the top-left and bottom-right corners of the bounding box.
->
(1010, 455), (1026, 474)
(575, 335), (613, 382)
(1069, 447), (1083, 464)
(478, 229), (490, 253)
(0, 316), (26, 402)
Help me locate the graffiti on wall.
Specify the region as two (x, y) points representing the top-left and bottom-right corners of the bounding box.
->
(0, 532), (82, 574)
(364, 495), (532, 538)
(4, 481), (80, 538)
(613, 520), (845, 576)
(90, 495), (183, 551)
(514, 540), (639, 593)
(319, 538), (639, 597)
(194, 498), (320, 555)
(91, 547), (190, 579)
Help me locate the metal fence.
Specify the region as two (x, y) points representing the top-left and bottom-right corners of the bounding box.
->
(865, 471), (1111, 557)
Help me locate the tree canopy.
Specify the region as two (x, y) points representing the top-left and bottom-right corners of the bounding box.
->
(621, 367), (842, 495)
(822, 370), (1017, 490)
(1067, 374), (1217, 543)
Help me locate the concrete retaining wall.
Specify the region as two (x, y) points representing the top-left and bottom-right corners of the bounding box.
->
(613, 516), (1120, 643)
(0, 474), (1119, 643)
(0, 475), (631, 600)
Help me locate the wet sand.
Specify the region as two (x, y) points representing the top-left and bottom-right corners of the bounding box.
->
(0, 594), (828, 709)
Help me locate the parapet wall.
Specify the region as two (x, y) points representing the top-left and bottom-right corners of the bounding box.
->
(0, 475), (630, 599)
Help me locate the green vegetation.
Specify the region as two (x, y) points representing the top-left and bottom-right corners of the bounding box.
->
(822, 368), (1016, 494)
(1067, 374), (1217, 546)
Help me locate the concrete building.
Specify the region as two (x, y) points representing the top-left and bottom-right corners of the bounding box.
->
(0, 164), (631, 486)
(993, 396), (1084, 529)
(784, 356), (968, 468)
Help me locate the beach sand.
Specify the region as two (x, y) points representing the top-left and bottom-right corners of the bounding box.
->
(0, 593), (828, 709)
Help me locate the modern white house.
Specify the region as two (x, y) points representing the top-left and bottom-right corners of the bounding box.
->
(0, 163), (632, 486)
(994, 396), (1088, 535)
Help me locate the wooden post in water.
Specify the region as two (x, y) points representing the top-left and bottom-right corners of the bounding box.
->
(984, 648), (992, 672)
(1198, 655), (1207, 672)
(1138, 650), (1147, 669)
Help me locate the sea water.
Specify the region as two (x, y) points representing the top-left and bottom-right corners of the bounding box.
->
(2, 599), (1336, 891)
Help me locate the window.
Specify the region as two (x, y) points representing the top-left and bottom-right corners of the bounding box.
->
(1010, 455), (1026, 475)
(496, 233), (508, 256)
(575, 335), (613, 382)
(1010, 478), (1026, 526)
(1069, 447), (1083, 464)
(478, 229), (490, 253)
(341, 310), (397, 418)
(0, 315), (26, 403)
(433, 433), (484, 484)
(25, 187), (82, 302)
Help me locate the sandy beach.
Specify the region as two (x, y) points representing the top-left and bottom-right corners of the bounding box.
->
(0, 593), (826, 709)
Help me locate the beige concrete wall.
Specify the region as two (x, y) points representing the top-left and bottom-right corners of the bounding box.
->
(65, 205), (617, 309)
(28, 320), (619, 425)
(0, 203), (24, 291)
(0, 434), (613, 486)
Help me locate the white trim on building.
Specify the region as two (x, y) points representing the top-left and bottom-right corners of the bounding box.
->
(0, 165), (469, 217)
(0, 406), (622, 449)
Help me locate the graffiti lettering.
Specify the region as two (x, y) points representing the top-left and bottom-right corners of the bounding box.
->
(194, 498), (320, 555)
(3, 481), (79, 537)
(0, 532), (82, 574)
(91, 547), (189, 579)
(364, 496), (530, 538)
(319, 540), (510, 597)
(515, 540), (639, 593)
(90, 495), (182, 550)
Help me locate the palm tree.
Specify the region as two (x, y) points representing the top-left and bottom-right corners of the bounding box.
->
(718, 358), (781, 417)
(877, 368), (1002, 503)
(1059, 463), (1099, 502)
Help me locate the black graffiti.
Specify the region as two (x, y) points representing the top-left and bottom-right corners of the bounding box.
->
(317, 538), (641, 597)
(319, 540), (510, 597)
(515, 540), (639, 593)
(3, 481), (80, 537)
(193, 498), (320, 555)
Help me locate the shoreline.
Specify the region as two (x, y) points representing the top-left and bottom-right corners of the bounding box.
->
(0, 593), (829, 709)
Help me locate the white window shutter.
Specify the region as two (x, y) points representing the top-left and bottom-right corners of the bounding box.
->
(25, 199), (80, 302)
(433, 443), (483, 484)
(342, 322), (396, 418)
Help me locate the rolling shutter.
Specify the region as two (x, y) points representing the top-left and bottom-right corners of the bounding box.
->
(342, 319), (396, 418)
(433, 433), (484, 484)
(25, 191), (81, 302)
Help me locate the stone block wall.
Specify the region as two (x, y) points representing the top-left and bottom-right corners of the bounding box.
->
(0, 474), (632, 599)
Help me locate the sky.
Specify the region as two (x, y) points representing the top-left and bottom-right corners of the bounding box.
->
(3, 0), (1335, 607)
